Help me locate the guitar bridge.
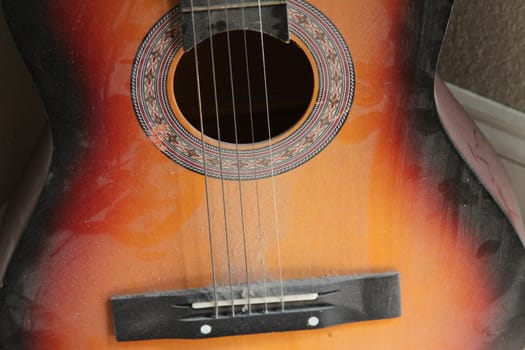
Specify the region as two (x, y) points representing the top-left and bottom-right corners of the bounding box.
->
(110, 272), (400, 341)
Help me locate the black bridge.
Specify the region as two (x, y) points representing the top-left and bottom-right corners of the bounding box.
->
(111, 272), (400, 341)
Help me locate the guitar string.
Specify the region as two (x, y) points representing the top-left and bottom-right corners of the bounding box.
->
(223, 0), (253, 315)
(256, 0), (286, 311)
(240, 0), (269, 314)
(206, 0), (236, 316)
(189, 0), (219, 318)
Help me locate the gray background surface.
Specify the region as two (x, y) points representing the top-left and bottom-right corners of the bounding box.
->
(439, 0), (525, 111)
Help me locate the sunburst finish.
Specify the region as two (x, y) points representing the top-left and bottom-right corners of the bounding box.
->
(1, 0), (525, 349)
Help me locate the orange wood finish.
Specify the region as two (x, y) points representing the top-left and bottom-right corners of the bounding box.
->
(1, 1), (509, 349)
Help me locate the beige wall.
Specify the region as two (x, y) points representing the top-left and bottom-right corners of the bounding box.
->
(439, 0), (525, 112)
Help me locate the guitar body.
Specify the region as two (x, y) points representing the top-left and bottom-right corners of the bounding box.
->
(2, 0), (525, 349)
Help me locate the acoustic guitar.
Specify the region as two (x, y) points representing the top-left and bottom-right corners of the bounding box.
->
(1, 0), (525, 349)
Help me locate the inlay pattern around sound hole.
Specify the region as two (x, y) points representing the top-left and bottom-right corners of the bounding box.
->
(131, 0), (355, 180)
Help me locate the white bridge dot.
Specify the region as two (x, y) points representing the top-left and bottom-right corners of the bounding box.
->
(200, 324), (212, 335)
(308, 316), (320, 327)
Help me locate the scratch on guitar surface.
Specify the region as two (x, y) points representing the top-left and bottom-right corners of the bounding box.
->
(48, 232), (76, 258)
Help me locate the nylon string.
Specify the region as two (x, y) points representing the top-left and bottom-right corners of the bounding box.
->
(206, 0), (236, 316)
(190, 0), (286, 316)
(256, 0), (286, 311)
(189, 0), (219, 318)
(240, 0), (269, 314)
(223, 0), (253, 315)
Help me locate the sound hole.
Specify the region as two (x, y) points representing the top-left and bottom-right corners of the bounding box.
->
(174, 31), (314, 144)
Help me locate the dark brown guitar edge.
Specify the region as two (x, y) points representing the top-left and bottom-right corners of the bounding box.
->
(0, 0), (86, 283)
(0, 125), (52, 281)
(409, 1), (525, 347)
